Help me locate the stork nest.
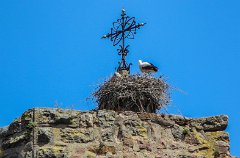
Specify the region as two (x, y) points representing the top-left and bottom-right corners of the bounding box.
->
(93, 74), (170, 113)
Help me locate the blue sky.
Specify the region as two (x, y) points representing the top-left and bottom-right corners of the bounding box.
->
(0, 0), (239, 156)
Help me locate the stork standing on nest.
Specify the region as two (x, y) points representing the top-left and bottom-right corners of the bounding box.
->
(138, 60), (158, 73)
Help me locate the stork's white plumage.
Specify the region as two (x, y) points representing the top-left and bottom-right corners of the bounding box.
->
(114, 72), (122, 78)
(138, 60), (158, 73)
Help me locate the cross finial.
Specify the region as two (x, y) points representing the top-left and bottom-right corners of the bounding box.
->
(102, 9), (146, 74)
(122, 8), (125, 16)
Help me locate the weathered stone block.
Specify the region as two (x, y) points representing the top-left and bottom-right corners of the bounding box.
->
(0, 108), (233, 158)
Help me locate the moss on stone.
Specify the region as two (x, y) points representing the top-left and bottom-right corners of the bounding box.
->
(136, 125), (148, 138)
(205, 131), (228, 142)
(182, 128), (189, 136)
(0, 148), (4, 157)
(192, 129), (219, 158)
(38, 146), (64, 157)
(213, 149), (220, 157)
(84, 151), (96, 158)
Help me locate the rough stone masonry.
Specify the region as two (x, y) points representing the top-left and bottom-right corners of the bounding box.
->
(0, 108), (234, 158)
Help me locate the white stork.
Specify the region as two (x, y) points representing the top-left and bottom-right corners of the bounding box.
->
(114, 72), (122, 78)
(138, 60), (158, 73)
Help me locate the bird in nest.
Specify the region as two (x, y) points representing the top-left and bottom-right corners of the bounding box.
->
(138, 60), (158, 73)
(114, 72), (122, 78)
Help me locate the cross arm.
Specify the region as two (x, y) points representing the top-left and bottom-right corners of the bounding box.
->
(101, 31), (119, 39)
(124, 23), (146, 32)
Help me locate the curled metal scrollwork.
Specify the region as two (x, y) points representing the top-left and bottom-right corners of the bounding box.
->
(102, 9), (146, 73)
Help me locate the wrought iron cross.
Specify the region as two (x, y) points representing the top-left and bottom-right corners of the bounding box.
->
(102, 9), (146, 74)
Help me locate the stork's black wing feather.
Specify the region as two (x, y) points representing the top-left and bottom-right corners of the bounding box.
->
(142, 63), (158, 72)
(149, 63), (158, 69)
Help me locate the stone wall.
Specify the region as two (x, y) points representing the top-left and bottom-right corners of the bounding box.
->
(0, 108), (233, 158)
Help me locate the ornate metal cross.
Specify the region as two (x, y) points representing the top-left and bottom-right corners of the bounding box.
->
(102, 9), (146, 74)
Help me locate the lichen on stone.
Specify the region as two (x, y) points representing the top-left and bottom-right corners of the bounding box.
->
(0, 108), (232, 158)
